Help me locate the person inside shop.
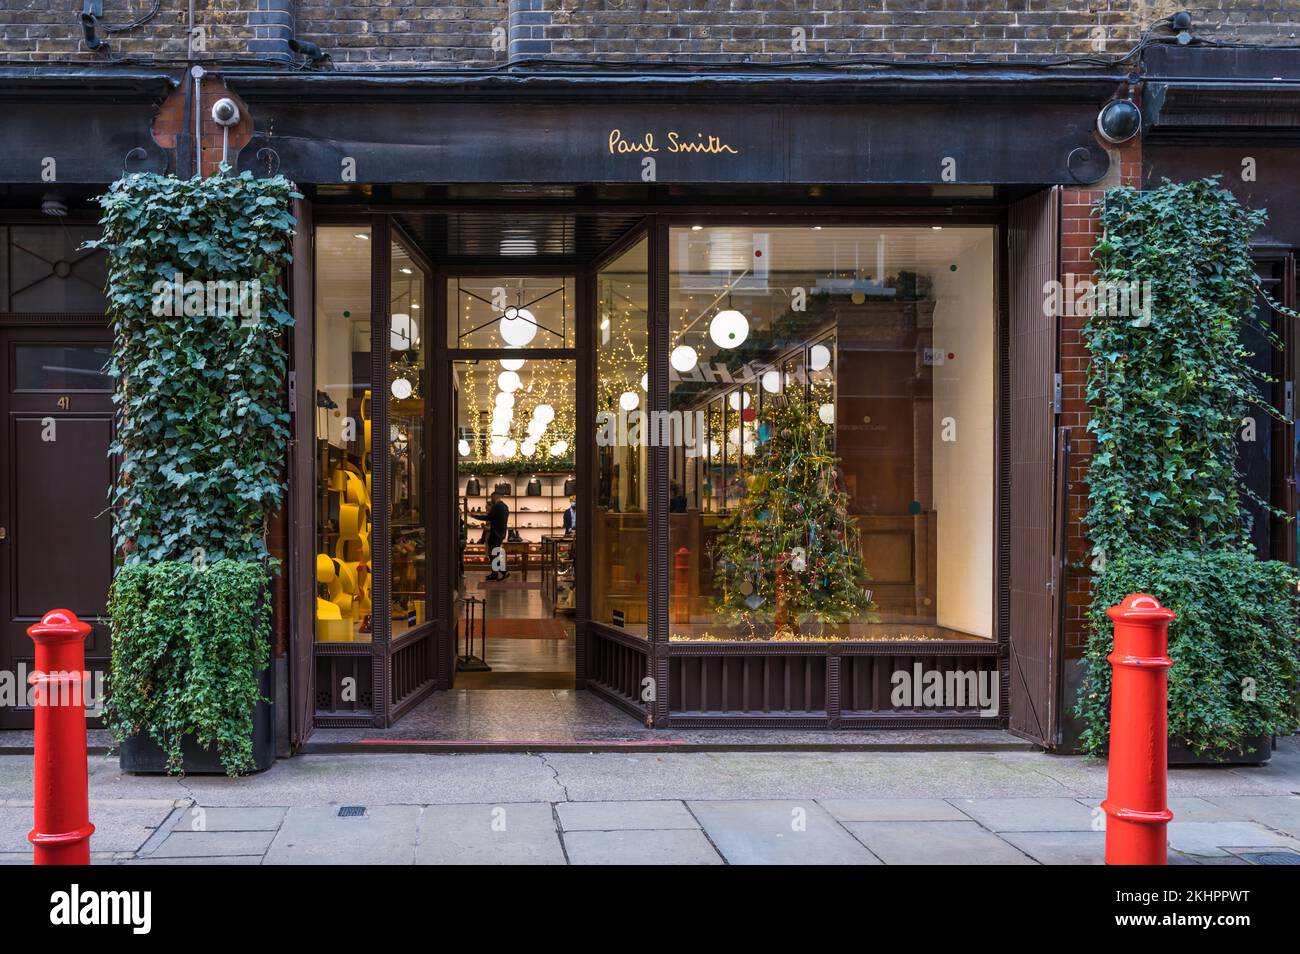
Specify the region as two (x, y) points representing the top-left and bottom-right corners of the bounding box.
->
(563, 495), (577, 535)
(669, 482), (688, 513)
(471, 491), (511, 581)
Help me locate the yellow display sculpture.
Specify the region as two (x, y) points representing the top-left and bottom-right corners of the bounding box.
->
(315, 389), (373, 641)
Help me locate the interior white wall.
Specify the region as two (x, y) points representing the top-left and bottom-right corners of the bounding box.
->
(929, 231), (995, 638)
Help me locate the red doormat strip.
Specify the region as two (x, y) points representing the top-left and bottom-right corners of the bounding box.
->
(357, 739), (689, 747)
(457, 618), (567, 639)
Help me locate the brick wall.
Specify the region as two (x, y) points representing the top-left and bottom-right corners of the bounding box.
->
(1, 2), (1297, 67)
(1059, 139), (1142, 659)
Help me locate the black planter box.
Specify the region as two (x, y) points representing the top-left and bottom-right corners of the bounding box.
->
(119, 664), (275, 775)
(1168, 733), (1272, 767)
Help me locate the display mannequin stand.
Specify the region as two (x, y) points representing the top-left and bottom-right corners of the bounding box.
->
(457, 596), (491, 672)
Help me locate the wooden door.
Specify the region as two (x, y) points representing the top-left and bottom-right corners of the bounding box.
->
(0, 326), (115, 728)
(1007, 187), (1064, 746)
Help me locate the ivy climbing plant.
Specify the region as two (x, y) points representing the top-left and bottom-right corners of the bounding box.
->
(89, 170), (301, 564)
(1076, 178), (1300, 756)
(90, 169), (300, 775)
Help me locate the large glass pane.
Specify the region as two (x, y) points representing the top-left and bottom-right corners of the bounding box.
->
(594, 238), (649, 637)
(13, 343), (112, 391)
(447, 276), (575, 349)
(668, 226), (996, 643)
(314, 227), (374, 643)
(390, 239), (427, 636)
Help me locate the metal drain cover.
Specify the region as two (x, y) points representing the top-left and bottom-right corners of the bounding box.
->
(1240, 851), (1300, 865)
(337, 806), (366, 817)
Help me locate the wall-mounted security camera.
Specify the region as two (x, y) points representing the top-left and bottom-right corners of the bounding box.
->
(211, 98), (241, 127)
(1097, 99), (1141, 145)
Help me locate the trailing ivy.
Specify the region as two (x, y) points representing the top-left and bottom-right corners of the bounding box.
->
(88, 170), (301, 564)
(103, 561), (270, 777)
(1085, 177), (1283, 555)
(90, 170), (297, 775)
(1076, 549), (1300, 756)
(1076, 178), (1300, 755)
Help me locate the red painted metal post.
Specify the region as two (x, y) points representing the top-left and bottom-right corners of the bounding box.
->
(27, 609), (94, 865)
(1102, 593), (1176, 865)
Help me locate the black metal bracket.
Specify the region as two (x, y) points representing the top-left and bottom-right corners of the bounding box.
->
(80, 1), (110, 52)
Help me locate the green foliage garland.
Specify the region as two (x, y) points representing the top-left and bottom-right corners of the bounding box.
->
(103, 561), (270, 777)
(89, 170), (301, 564)
(1076, 178), (1300, 755)
(713, 395), (876, 635)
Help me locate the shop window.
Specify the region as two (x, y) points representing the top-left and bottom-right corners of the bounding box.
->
(594, 238), (649, 636)
(447, 276), (575, 349)
(668, 226), (996, 642)
(314, 227), (374, 643)
(390, 238), (428, 636)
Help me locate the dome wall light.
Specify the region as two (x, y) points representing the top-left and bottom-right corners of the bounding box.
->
(1097, 98), (1141, 144)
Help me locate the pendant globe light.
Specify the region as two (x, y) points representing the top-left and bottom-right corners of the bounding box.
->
(709, 297), (749, 349)
(670, 344), (698, 373)
(499, 306), (537, 347)
(500, 357), (526, 372)
(809, 343), (831, 371)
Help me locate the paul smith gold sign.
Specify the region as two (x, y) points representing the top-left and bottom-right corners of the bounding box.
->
(608, 128), (740, 156)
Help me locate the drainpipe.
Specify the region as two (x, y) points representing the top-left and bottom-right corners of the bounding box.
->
(192, 65), (204, 177)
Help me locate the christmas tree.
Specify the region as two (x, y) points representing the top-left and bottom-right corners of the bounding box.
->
(713, 394), (876, 638)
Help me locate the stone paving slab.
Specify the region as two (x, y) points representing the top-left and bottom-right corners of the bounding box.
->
(1203, 795), (1300, 837)
(557, 799), (699, 831)
(1166, 821), (1300, 858)
(1073, 796), (1250, 824)
(999, 830), (1106, 865)
(844, 821), (1036, 865)
(266, 805), (421, 865)
(818, 797), (968, 822)
(148, 829), (277, 858)
(948, 797), (1099, 832)
(122, 855), (266, 865)
(415, 802), (565, 865)
(688, 800), (880, 865)
(170, 806), (287, 832)
(564, 828), (722, 865)
(0, 804), (167, 853)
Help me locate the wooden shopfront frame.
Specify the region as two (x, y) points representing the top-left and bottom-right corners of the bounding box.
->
(289, 197), (1071, 739)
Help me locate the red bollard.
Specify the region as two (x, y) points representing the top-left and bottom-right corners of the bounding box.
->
(1102, 593), (1176, 865)
(27, 609), (94, 865)
(673, 547), (690, 624)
